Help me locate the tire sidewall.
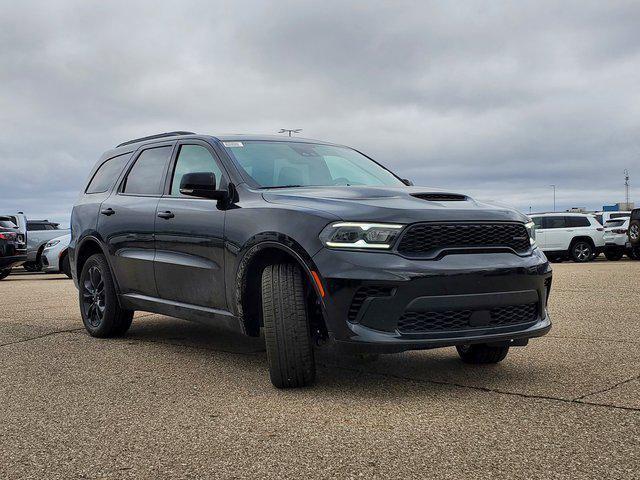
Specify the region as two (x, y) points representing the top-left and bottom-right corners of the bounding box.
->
(571, 240), (593, 262)
(79, 254), (119, 336)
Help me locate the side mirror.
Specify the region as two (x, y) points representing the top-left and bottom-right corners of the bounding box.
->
(402, 178), (414, 186)
(179, 172), (227, 200)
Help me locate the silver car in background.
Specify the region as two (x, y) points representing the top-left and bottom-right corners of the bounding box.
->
(42, 233), (72, 277)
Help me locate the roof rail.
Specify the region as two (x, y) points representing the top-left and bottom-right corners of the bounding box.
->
(116, 131), (196, 148)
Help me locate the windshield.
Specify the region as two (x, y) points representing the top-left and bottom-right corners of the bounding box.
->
(223, 141), (404, 188)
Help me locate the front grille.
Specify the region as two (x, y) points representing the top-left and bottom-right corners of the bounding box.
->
(348, 286), (394, 322)
(397, 223), (531, 255)
(397, 303), (538, 334)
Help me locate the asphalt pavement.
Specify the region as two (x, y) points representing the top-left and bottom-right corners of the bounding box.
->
(1, 261), (638, 479)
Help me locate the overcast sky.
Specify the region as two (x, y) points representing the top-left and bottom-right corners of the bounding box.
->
(1, 1), (639, 224)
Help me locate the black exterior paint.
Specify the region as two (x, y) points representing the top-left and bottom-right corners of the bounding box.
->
(70, 133), (552, 353)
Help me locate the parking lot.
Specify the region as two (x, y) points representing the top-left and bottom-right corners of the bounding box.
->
(1, 261), (638, 479)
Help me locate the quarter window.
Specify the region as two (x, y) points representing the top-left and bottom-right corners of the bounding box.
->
(123, 146), (173, 195)
(566, 216), (590, 228)
(170, 145), (224, 196)
(86, 154), (131, 194)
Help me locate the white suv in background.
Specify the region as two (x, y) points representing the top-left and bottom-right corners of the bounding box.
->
(530, 213), (605, 262)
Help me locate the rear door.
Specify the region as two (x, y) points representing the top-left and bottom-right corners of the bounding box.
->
(98, 144), (174, 297)
(154, 141), (227, 309)
(541, 216), (567, 250)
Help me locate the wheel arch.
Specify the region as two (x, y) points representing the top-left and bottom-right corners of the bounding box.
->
(235, 238), (327, 338)
(569, 236), (596, 249)
(75, 236), (119, 291)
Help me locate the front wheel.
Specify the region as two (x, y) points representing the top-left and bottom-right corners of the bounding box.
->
(0, 269), (11, 280)
(79, 254), (133, 337)
(457, 344), (510, 364)
(571, 241), (594, 263)
(60, 253), (72, 278)
(261, 264), (315, 388)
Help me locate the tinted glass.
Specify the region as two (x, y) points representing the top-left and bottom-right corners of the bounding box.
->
(27, 223), (46, 231)
(610, 213), (629, 219)
(123, 147), (172, 195)
(605, 219), (626, 228)
(566, 216), (590, 227)
(86, 154), (131, 194)
(170, 145), (224, 196)
(542, 217), (566, 229)
(224, 141), (403, 188)
(0, 220), (17, 229)
(531, 217), (542, 228)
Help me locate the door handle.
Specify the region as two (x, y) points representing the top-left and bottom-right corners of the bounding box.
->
(157, 211), (175, 219)
(100, 208), (115, 216)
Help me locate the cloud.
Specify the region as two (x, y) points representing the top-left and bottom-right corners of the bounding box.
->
(1, 0), (639, 224)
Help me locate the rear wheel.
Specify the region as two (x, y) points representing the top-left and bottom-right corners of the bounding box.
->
(457, 344), (510, 364)
(79, 254), (133, 337)
(261, 263), (315, 388)
(0, 269), (11, 280)
(571, 240), (594, 262)
(604, 249), (624, 261)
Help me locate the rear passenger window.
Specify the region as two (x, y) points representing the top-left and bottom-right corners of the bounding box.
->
(123, 147), (173, 195)
(86, 154), (131, 194)
(542, 217), (566, 229)
(566, 216), (590, 227)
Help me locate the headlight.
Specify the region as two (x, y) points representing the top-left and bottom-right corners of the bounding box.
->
(320, 222), (404, 249)
(45, 239), (60, 248)
(525, 221), (536, 246)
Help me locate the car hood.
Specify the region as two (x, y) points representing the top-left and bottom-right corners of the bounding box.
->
(262, 186), (528, 224)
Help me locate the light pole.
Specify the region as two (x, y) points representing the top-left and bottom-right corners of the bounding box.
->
(278, 129), (302, 137)
(550, 184), (556, 212)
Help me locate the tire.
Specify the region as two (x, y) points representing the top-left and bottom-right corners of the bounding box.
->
(79, 254), (133, 337)
(604, 249), (624, 261)
(261, 263), (315, 388)
(23, 262), (40, 272)
(0, 269), (11, 280)
(629, 220), (640, 246)
(570, 240), (594, 263)
(629, 247), (640, 260)
(456, 344), (510, 364)
(60, 253), (72, 278)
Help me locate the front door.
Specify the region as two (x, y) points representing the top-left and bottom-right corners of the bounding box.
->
(154, 142), (227, 309)
(98, 144), (174, 297)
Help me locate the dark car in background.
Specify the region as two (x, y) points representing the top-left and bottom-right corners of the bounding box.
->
(0, 216), (27, 280)
(70, 132), (552, 388)
(628, 209), (640, 258)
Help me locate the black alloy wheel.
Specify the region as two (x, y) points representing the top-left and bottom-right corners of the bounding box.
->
(82, 265), (105, 328)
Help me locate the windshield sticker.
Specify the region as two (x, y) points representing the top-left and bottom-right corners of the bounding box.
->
(223, 141), (244, 148)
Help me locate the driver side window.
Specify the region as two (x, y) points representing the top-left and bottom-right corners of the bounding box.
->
(170, 145), (224, 196)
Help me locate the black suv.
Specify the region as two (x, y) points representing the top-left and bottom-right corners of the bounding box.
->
(70, 132), (552, 388)
(629, 209), (640, 257)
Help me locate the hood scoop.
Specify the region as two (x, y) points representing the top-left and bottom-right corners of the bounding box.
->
(411, 192), (468, 202)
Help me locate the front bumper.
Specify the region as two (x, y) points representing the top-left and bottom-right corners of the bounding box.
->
(41, 249), (60, 272)
(313, 247), (552, 353)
